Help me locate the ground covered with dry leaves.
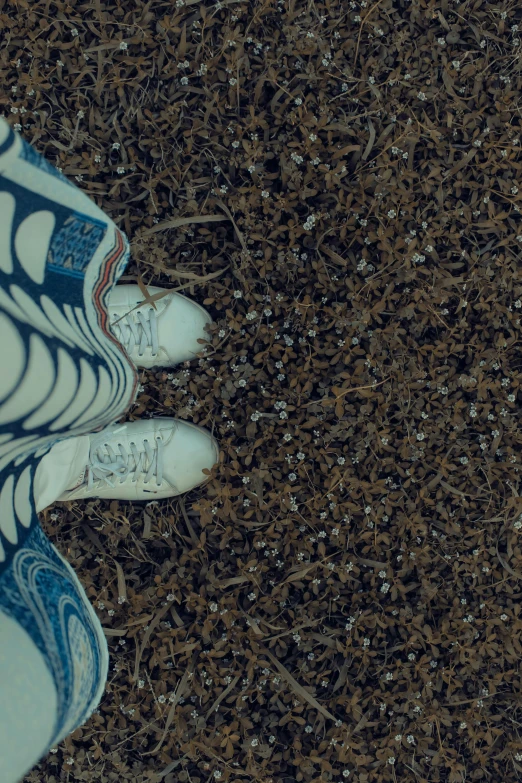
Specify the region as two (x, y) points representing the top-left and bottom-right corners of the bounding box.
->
(3, 0), (522, 781)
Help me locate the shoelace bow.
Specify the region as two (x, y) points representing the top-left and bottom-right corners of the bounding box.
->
(87, 428), (164, 489)
(111, 307), (159, 357)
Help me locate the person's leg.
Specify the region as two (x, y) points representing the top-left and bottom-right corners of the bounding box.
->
(0, 116), (136, 782)
(0, 523), (108, 783)
(0, 115), (218, 783)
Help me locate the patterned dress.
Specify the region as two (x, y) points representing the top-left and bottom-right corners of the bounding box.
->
(0, 116), (137, 781)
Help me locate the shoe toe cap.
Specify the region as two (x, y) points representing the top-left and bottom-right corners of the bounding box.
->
(160, 295), (212, 365)
(162, 421), (218, 493)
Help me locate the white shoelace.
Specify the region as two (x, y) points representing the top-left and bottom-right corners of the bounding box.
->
(111, 308), (159, 358)
(85, 427), (164, 490)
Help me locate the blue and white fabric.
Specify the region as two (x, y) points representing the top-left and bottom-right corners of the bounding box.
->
(0, 116), (138, 782)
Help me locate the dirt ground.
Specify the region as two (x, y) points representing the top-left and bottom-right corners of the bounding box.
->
(3, 0), (522, 781)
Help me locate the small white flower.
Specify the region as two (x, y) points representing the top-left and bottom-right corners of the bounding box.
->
(119, 41), (128, 50)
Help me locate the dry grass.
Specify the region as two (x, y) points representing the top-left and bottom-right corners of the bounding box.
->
(3, 0), (522, 780)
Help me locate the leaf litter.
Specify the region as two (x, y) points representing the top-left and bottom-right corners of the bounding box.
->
(3, 0), (522, 781)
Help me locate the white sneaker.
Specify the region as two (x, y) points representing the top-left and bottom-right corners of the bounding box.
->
(107, 285), (212, 369)
(57, 418), (219, 502)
